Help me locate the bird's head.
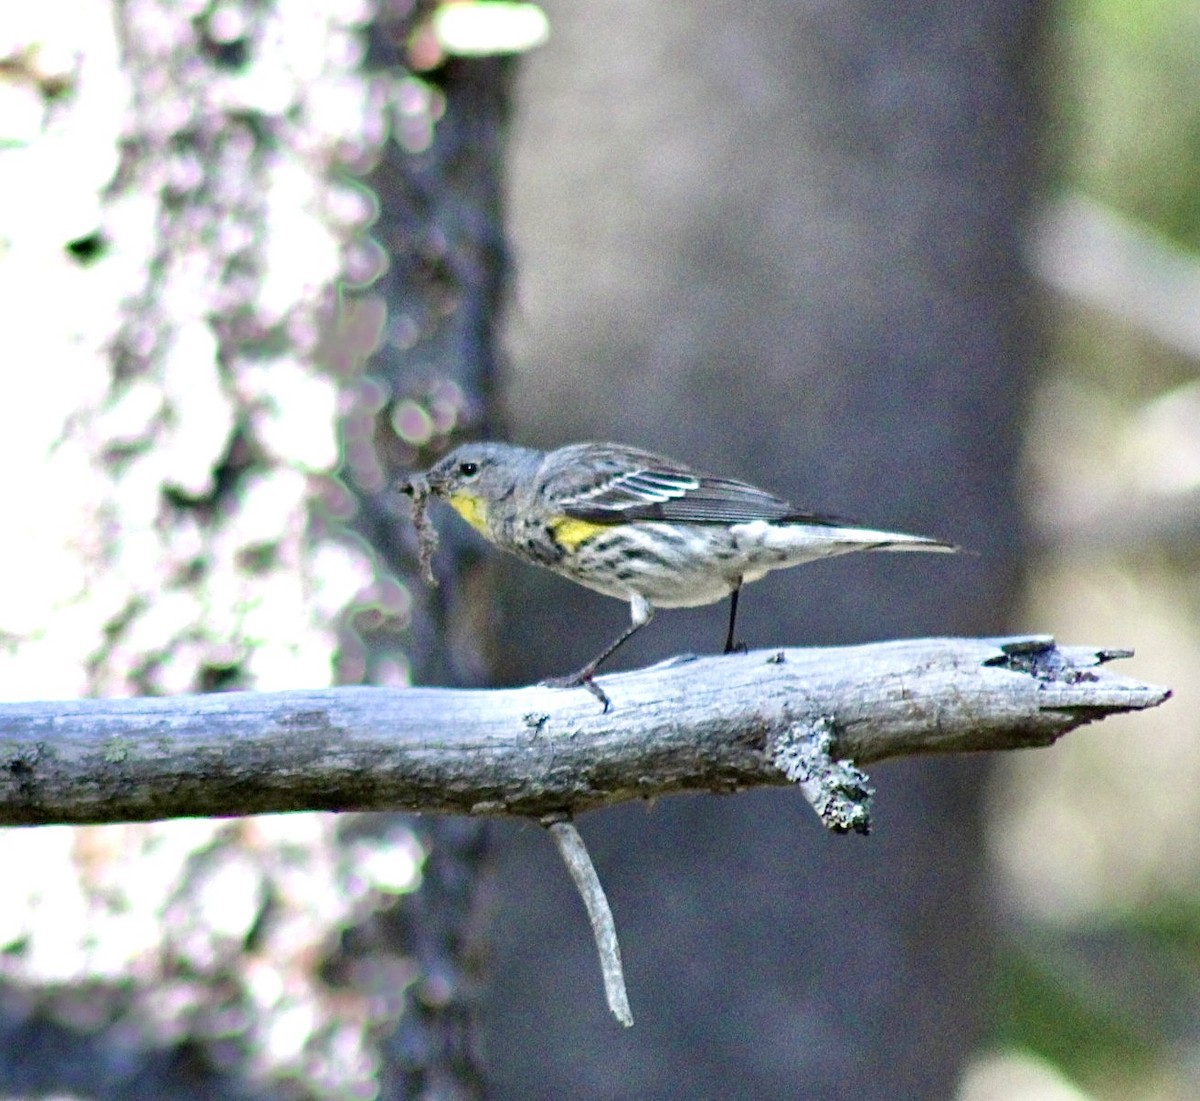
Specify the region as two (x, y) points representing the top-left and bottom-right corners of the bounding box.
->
(399, 442), (530, 536)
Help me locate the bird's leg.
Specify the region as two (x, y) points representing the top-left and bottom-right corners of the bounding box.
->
(723, 578), (746, 654)
(541, 596), (655, 711)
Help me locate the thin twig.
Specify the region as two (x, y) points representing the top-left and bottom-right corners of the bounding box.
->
(544, 816), (633, 1027)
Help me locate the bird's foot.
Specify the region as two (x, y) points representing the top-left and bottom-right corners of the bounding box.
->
(723, 640), (749, 655)
(539, 667), (611, 712)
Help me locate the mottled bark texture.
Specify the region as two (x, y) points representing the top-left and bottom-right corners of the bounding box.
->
(0, 1), (509, 1097)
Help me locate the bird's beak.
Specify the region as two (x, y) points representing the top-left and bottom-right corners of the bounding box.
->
(397, 473), (432, 498)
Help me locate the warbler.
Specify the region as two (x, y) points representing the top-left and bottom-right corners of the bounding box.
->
(401, 441), (956, 709)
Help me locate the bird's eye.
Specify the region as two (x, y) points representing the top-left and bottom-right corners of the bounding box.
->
(458, 461), (479, 478)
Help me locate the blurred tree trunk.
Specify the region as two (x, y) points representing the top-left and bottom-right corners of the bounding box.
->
(0, 1), (507, 1097)
(483, 1), (1044, 1097)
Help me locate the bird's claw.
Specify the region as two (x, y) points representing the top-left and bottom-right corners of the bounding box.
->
(539, 669), (611, 712)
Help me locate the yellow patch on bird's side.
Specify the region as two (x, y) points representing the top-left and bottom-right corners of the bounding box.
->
(547, 515), (610, 549)
(449, 492), (489, 534)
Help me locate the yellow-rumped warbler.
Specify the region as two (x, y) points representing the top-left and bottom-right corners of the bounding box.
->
(401, 441), (956, 709)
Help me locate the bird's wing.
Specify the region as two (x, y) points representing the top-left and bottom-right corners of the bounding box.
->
(549, 445), (846, 526)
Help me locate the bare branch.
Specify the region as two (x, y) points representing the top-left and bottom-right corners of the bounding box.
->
(0, 636), (1169, 828)
(544, 816), (633, 1027)
(772, 717), (874, 834)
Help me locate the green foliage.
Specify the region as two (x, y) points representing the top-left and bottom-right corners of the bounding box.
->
(995, 897), (1200, 1096)
(1058, 0), (1200, 248)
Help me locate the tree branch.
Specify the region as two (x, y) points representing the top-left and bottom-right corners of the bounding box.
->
(0, 635), (1169, 1026)
(544, 816), (633, 1027)
(0, 636), (1168, 828)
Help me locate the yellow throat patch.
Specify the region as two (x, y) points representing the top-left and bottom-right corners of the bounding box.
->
(449, 492), (489, 534)
(547, 515), (610, 550)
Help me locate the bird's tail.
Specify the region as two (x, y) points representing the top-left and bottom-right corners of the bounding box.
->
(845, 528), (959, 554)
(761, 522), (959, 561)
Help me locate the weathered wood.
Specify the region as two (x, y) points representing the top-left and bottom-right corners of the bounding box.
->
(0, 636), (1169, 827)
(545, 817), (633, 1027)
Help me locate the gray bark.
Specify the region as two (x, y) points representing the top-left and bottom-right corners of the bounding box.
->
(0, 638), (1167, 827)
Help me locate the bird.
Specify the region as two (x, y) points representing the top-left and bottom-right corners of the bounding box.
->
(401, 440), (957, 709)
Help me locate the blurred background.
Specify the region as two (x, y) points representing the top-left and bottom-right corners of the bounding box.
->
(0, 0), (1195, 1098)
